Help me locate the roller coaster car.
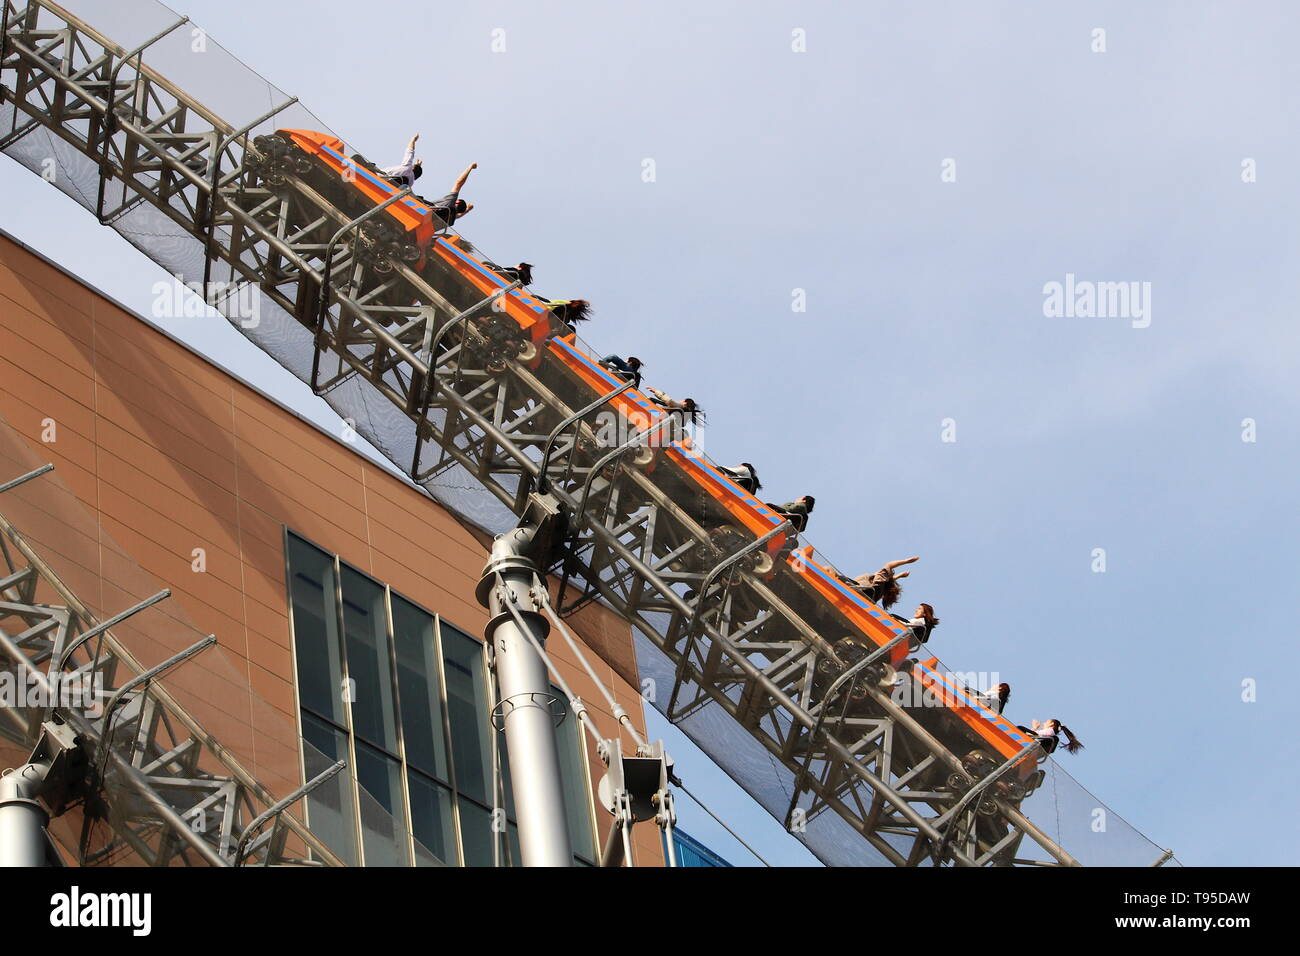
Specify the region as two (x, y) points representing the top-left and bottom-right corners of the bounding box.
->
(510, 330), (1037, 807)
(536, 340), (932, 680)
(257, 130), (434, 271)
(422, 235), (557, 371)
(542, 336), (794, 569)
(907, 658), (1043, 802)
(784, 547), (914, 671)
(258, 130), (553, 368)
(537, 332), (1049, 822)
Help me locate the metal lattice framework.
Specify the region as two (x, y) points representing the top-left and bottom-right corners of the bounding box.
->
(0, 0), (1121, 866)
(0, 468), (344, 866)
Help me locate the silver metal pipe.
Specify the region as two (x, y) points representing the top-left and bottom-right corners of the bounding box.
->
(56, 588), (171, 671)
(0, 761), (51, 867)
(234, 759), (346, 865)
(535, 380), (633, 495)
(0, 463), (53, 495)
(668, 519), (792, 718)
(476, 528), (572, 866)
(535, 595), (646, 750)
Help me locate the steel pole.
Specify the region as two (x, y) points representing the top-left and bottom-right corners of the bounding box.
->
(476, 527), (572, 867)
(0, 762), (51, 867)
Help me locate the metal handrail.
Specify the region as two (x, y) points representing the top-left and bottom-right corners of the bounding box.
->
(535, 380), (633, 495)
(200, 96), (298, 295)
(234, 759), (346, 865)
(666, 520), (792, 720)
(573, 417), (676, 526)
(94, 14), (189, 221)
(309, 186), (412, 390)
(55, 589), (170, 671)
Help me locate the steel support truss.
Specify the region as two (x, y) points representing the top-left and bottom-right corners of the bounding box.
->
(1, 0), (1082, 866)
(0, 466), (345, 866)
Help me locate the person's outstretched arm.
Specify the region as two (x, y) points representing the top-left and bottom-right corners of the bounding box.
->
(382, 135), (419, 178)
(453, 161), (477, 193)
(882, 556), (920, 572)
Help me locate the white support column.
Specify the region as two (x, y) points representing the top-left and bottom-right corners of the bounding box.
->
(477, 525), (572, 867)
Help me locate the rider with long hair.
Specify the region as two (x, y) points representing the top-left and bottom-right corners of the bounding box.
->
(1019, 718), (1084, 755)
(841, 555), (919, 609)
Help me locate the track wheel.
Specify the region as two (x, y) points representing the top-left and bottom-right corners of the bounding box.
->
(253, 134), (288, 158)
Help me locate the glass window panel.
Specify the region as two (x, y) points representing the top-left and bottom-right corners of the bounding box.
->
(340, 565), (399, 753)
(355, 740), (409, 867)
(301, 712), (356, 865)
(392, 596), (449, 781)
(407, 770), (457, 866)
(442, 625), (494, 805)
(287, 536), (345, 725)
(457, 798), (500, 867)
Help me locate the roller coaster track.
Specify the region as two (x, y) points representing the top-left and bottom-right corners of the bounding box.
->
(0, 0), (1158, 867)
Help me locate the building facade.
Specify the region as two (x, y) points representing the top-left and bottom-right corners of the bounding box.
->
(0, 230), (663, 866)
(666, 828), (733, 868)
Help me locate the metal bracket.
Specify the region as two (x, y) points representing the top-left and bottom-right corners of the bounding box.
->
(490, 691), (566, 731)
(596, 738), (674, 868)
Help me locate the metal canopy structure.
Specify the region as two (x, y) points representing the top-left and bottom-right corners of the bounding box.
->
(0, 0), (1175, 866)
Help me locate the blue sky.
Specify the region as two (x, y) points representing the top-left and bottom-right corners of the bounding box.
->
(3, 0), (1298, 865)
